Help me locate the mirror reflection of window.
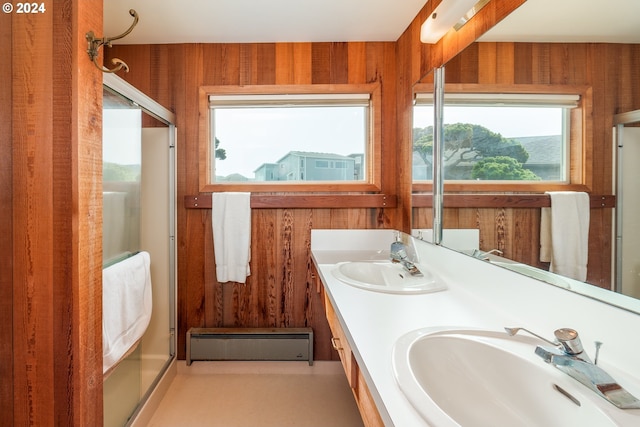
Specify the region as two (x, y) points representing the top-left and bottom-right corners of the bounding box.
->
(413, 93), (579, 182)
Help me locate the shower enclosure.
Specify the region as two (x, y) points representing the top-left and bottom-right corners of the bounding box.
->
(614, 110), (640, 299)
(102, 74), (177, 427)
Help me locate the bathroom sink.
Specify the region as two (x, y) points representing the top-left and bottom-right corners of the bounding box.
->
(492, 261), (572, 289)
(331, 261), (446, 294)
(393, 328), (640, 427)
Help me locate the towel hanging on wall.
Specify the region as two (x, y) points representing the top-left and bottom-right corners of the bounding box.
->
(212, 192), (252, 283)
(540, 191), (590, 281)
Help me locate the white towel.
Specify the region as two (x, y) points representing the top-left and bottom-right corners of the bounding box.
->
(102, 251), (152, 374)
(212, 192), (251, 283)
(540, 192), (590, 281)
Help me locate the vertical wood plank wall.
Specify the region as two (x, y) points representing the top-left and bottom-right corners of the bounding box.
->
(0, 5), (13, 425)
(108, 42), (400, 360)
(3, 0), (104, 425)
(412, 42), (640, 288)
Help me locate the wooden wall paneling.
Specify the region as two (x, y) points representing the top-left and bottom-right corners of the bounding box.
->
(495, 208), (509, 255)
(292, 209), (313, 326)
(13, 9), (56, 426)
(330, 42), (349, 84)
(256, 43), (276, 85)
(301, 210), (335, 360)
(0, 5), (13, 424)
(531, 44), (551, 84)
(9, 1), (103, 424)
(238, 44), (257, 85)
(275, 43), (295, 84)
(177, 44), (207, 358)
(587, 208), (612, 288)
(475, 209), (496, 253)
(311, 43), (331, 84)
(291, 43), (313, 84)
(113, 45), (152, 93)
(396, 32), (420, 233)
(495, 43), (516, 84)
(53, 3), (77, 425)
(278, 208), (296, 327)
(513, 42), (532, 83)
(442, 208), (460, 229)
(511, 208), (542, 267)
(348, 42), (367, 84)
(203, 210), (220, 327)
(204, 44), (241, 86)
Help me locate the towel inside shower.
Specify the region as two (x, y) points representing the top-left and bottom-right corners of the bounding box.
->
(102, 251), (153, 375)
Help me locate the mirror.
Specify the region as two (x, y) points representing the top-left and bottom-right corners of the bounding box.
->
(413, 0), (640, 314)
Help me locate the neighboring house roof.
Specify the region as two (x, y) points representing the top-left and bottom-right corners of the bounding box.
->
(254, 162), (278, 173)
(217, 173), (250, 181)
(513, 135), (562, 165)
(275, 151), (355, 163)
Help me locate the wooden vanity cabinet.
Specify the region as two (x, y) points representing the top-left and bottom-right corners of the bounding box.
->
(324, 292), (385, 427)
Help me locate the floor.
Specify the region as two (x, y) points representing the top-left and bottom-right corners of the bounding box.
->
(145, 361), (365, 427)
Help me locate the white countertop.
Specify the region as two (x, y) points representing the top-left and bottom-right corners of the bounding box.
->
(311, 229), (640, 427)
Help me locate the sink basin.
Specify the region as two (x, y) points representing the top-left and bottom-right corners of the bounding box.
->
(331, 261), (446, 294)
(492, 261), (572, 289)
(393, 328), (640, 427)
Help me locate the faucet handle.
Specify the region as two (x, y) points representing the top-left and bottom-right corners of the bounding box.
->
(504, 327), (557, 346)
(554, 328), (585, 356)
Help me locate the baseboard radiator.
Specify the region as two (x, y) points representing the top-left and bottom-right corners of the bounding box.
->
(186, 327), (314, 366)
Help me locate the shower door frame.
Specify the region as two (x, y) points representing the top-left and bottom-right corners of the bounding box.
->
(103, 73), (178, 417)
(613, 109), (640, 295)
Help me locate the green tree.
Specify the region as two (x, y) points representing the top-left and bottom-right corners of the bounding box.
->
(472, 156), (540, 180)
(215, 137), (227, 160)
(413, 127), (434, 166)
(413, 123), (538, 180)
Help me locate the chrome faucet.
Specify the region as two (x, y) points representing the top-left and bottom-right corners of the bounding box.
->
(505, 327), (640, 409)
(471, 248), (503, 260)
(390, 241), (423, 276)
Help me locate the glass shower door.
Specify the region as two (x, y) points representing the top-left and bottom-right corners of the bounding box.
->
(102, 75), (176, 427)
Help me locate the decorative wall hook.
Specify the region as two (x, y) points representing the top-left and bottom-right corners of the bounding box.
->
(86, 9), (139, 73)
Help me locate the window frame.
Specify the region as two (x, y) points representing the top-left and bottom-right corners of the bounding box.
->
(198, 84), (382, 193)
(412, 83), (593, 193)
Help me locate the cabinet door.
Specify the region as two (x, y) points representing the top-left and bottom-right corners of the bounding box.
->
(356, 369), (385, 427)
(325, 294), (357, 388)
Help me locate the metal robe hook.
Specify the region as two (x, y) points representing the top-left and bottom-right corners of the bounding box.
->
(86, 9), (139, 73)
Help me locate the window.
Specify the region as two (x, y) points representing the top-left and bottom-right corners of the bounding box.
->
(199, 84), (382, 192)
(412, 84), (590, 191)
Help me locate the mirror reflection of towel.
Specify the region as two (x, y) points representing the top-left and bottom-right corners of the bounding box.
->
(540, 192), (590, 281)
(212, 192), (251, 283)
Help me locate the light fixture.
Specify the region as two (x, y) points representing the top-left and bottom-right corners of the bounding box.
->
(420, 0), (484, 44)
